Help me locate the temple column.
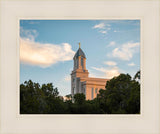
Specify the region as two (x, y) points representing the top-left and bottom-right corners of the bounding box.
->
(83, 58), (86, 70)
(79, 81), (82, 93)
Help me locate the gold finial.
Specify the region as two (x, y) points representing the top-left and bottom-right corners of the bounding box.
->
(79, 42), (81, 48)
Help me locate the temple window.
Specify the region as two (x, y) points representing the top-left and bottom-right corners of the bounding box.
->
(91, 88), (94, 99)
(95, 88), (98, 94)
(72, 78), (75, 83)
(81, 57), (83, 67)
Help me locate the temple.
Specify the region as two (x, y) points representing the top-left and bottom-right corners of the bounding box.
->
(71, 43), (109, 100)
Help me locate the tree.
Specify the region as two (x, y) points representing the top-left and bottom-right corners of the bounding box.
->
(65, 94), (72, 101)
(134, 70), (140, 80)
(20, 80), (66, 114)
(97, 72), (140, 114)
(41, 83), (59, 97)
(74, 93), (85, 104)
(20, 71), (140, 114)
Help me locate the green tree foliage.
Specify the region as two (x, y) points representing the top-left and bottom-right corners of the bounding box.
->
(20, 80), (68, 114)
(97, 72), (140, 114)
(20, 71), (140, 114)
(74, 93), (85, 104)
(134, 70), (140, 80)
(65, 94), (72, 100)
(70, 93), (103, 114)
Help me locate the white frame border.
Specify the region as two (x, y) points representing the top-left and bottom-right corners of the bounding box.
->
(0, 0), (160, 134)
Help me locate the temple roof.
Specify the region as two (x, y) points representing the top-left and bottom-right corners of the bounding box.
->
(73, 48), (86, 59)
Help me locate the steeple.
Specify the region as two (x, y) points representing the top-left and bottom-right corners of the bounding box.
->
(71, 43), (108, 101)
(73, 43), (86, 59)
(71, 43), (89, 96)
(73, 43), (86, 71)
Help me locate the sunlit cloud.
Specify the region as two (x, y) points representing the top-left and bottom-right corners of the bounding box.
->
(93, 20), (139, 35)
(104, 61), (117, 66)
(89, 73), (96, 77)
(20, 27), (75, 68)
(93, 23), (105, 29)
(20, 38), (75, 68)
(64, 75), (71, 81)
(99, 31), (107, 34)
(91, 66), (120, 79)
(110, 42), (140, 61)
(128, 62), (135, 66)
(107, 41), (116, 47)
(93, 22), (111, 34)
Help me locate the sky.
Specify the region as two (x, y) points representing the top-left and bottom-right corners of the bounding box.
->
(20, 20), (140, 96)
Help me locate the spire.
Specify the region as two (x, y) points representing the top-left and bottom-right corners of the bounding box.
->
(73, 43), (86, 59)
(79, 42), (81, 48)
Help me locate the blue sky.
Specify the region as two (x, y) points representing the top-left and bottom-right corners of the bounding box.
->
(20, 20), (140, 96)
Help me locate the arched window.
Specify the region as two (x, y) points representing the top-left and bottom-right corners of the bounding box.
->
(81, 57), (83, 67)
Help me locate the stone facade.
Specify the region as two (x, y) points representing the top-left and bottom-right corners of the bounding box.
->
(71, 45), (109, 100)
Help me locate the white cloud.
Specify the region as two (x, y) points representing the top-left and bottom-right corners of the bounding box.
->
(93, 22), (112, 34)
(20, 27), (38, 41)
(89, 73), (96, 77)
(91, 67), (106, 72)
(99, 31), (107, 34)
(20, 38), (75, 68)
(107, 41), (116, 47)
(128, 62), (135, 66)
(111, 42), (140, 61)
(93, 23), (105, 29)
(113, 30), (120, 32)
(104, 61), (117, 66)
(20, 27), (75, 68)
(106, 24), (111, 27)
(91, 66), (120, 79)
(64, 75), (71, 81)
